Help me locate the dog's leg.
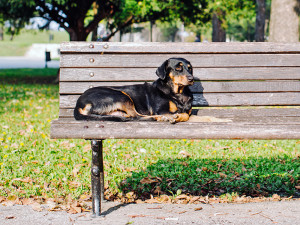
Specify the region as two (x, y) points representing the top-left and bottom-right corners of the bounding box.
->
(174, 113), (190, 122)
(149, 113), (190, 124)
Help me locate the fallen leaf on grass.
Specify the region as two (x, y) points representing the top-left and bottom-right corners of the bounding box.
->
(140, 176), (159, 184)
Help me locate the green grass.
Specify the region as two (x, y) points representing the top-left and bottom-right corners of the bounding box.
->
(0, 29), (69, 56)
(0, 69), (299, 202)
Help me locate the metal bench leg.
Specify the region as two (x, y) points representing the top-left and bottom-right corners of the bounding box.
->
(91, 140), (104, 216)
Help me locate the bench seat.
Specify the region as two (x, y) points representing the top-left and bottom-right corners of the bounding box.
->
(51, 108), (300, 140)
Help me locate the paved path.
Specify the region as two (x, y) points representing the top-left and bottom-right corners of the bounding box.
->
(1, 200), (299, 225)
(0, 56), (59, 69)
(0, 43), (60, 69)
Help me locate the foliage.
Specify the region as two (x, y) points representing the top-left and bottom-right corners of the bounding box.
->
(0, 0), (36, 38)
(0, 0), (211, 41)
(206, 0), (257, 42)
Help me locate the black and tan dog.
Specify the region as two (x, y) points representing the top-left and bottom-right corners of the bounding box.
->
(74, 58), (194, 123)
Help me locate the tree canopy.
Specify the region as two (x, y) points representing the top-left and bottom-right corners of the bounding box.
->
(0, 0), (211, 41)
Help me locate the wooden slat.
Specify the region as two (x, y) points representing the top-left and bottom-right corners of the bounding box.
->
(60, 67), (300, 82)
(50, 119), (300, 139)
(59, 92), (300, 108)
(58, 108), (300, 125)
(59, 81), (300, 94)
(195, 108), (300, 118)
(60, 42), (300, 54)
(60, 54), (300, 68)
(59, 108), (300, 119)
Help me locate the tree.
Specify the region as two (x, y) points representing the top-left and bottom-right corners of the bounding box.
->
(269, 0), (299, 42)
(255, 0), (266, 41)
(208, 0), (257, 42)
(0, 0), (210, 41)
(0, 0), (35, 40)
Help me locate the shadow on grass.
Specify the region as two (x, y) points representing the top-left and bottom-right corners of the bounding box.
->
(0, 68), (59, 84)
(120, 157), (299, 199)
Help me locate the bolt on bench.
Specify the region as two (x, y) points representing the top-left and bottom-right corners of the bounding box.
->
(51, 42), (300, 216)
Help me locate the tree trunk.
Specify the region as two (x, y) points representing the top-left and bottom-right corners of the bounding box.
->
(67, 28), (89, 41)
(255, 0), (266, 42)
(91, 26), (98, 41)
(0, 26), (3, 41)
(212, 13), (226, 42)
(269, 0), (299, 42)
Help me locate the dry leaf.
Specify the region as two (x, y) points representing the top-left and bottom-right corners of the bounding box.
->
(31, 202), (43, 212)
(140, 177), (158, 184)
(0, 196), (6, 203)
(219, 172), (227, 178)
(272, 194), (281, 200)
(175, 194), (189, 200)
(5, 216), (16, 220)
(69, 206), (82, 214)
(194, 207), (203, 211)
(21, 198), (34, 205)
(128, 215), (148, 218)
(178, 210), (187, 214)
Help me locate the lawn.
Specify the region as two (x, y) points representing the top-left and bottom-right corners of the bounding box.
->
(0, 30), (69, 56)
(0, 69), (299, 208)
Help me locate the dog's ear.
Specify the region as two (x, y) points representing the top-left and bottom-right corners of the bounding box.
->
(156, 59), (169, 80)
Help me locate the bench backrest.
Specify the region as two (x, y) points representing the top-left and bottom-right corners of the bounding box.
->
(59, 42), (300, 119)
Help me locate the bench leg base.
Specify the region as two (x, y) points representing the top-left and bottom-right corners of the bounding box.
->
(91, 140), (104, 216)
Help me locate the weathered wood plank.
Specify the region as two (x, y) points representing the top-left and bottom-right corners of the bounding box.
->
(60, 67), (300, 82)
(58, 109), (300, 124)
(60, 54), (300, 68)
(59, 81), (300, 94)
(60, 42), (300, 54)
(59, 92), (300, 108)
(59, 107), (300, 119)
(50, 119), (300, 139)
(195, 107), (300, 118)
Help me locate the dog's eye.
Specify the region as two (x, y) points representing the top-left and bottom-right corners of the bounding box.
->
(175, 65), (183, 71)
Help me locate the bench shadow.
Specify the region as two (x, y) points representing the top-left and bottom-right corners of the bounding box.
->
(191, 77), (209, 107)
(100, 202), (129, 216)
(118, 157), (299, 200)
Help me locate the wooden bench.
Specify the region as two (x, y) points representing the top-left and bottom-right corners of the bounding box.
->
(51, 42), (300, 216)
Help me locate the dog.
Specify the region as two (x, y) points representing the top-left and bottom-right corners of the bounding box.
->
(74, 58), (194, 124)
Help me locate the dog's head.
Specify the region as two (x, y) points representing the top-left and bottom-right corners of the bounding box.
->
(156, 58), (194, 87)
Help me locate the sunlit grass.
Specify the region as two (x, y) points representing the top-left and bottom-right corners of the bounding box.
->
(0, 69), (299, 201)
(0, 29), (69, 56)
